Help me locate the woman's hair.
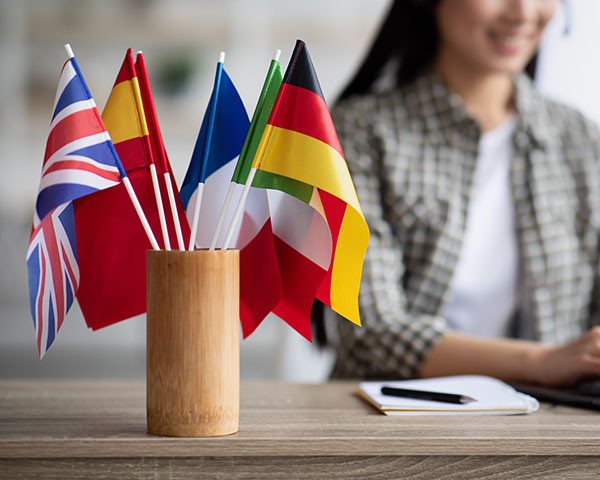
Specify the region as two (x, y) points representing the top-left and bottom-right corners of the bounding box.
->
(338, 0), (538, 102)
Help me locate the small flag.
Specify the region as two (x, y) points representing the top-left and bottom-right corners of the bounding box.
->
(231, 56), (283, 187)
(73, 49), (181, 330)
(251, 40), (370, 340)
(179, 56), (249, 249)
(225, 55), (284, 337)
(27, 52), (123, 358)
(180, 56), (283, 337)
(135, 51), (189, 251)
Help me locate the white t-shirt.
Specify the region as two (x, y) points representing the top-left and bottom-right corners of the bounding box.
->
(440, 114), (519, 338)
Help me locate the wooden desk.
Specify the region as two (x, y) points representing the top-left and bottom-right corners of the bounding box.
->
(0, 380), (599, 479)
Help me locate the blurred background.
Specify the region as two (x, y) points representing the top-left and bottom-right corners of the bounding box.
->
(1, 0), (599, 381)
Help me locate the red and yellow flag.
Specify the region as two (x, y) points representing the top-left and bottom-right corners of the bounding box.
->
(74, 49), (188, 330)
(251, 40), (369, 339)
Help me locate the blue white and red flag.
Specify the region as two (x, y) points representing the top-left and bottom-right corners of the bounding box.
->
(27, 204), (79, 358)
(26, 53), (123, 358)
(179, 60), (282, 336)
(179, 63), (250, 241)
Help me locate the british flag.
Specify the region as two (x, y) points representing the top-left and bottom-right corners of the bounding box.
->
(26, 51), (124, 358)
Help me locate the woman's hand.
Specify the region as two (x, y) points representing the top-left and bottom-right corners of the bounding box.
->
(531, 327), (600, 387)
(419, 328), (600, 386)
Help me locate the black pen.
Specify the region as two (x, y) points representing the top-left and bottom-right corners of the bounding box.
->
(380, 386), (476, 404)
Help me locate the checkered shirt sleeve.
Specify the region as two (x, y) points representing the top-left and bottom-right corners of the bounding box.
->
(329, 72), (600, 380)
(330, 94), (450, 380)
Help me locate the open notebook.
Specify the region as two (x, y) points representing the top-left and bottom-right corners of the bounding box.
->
(358, 375), (539, 416)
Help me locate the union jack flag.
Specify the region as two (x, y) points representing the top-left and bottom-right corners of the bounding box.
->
(27, 204), (79, 358)
(27, 52), (124, 358)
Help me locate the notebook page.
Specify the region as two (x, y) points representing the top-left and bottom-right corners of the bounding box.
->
(358, 375), (539, 415)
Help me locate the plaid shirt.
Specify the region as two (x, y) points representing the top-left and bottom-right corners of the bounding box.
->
(330, 72), (600, 379)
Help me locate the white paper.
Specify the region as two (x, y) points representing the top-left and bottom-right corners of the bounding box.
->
(358, 375), (539, 416)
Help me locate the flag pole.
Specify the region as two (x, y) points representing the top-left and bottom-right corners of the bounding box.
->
(209, 182), (236, 250)
(210, 49), (282, 251)
(221, 167), (257, 250)
(64, 43), (75, 59)
(164, 171), (185, 250)
(188, 51), (225, 251)
(136, 50), (185, 251)
(149, 163), (170, 250)
(64, 43), (160, 251)
(133, 51), (170, 251)
(121, 176), (161, 251)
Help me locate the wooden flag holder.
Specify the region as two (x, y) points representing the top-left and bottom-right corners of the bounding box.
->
(146, 249), (240, 437)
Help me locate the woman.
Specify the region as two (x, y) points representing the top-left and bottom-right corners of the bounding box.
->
(331, 0), (600, 386)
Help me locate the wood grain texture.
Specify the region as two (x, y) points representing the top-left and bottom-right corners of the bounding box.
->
(2, 456), (599, 480)
(1, 381), (599, 478)
(146, 250), (240, 437)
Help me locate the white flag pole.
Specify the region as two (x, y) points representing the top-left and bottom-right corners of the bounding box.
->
(209, 181), (236, 250)
(122, 177), (160, 250)
(164, 172), (185, 250)
(149, 164), (171, 250)
(64, 43), (75, 59)
(188, 182), (204, 250)
(221, 167), (257, 250)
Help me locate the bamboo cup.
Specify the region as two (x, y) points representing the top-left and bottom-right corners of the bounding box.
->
(146, 249), (240, 437)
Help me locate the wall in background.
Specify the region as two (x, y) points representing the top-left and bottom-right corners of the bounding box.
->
(536, 1), (600, 125)
(0, 0), (389, 381)
(2, 0), (599, 381)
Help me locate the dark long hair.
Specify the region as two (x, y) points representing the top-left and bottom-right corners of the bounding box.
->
(338, 0), (539, 102)
(312, 0), (542, 346)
